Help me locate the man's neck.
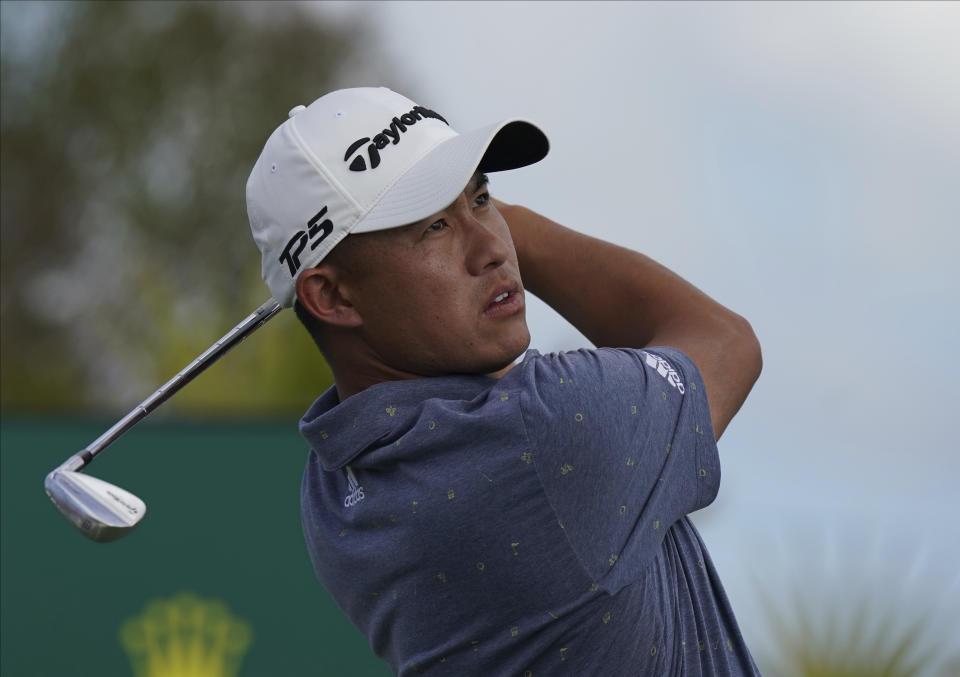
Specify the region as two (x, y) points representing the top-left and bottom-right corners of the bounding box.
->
(331, 357), (520, 403)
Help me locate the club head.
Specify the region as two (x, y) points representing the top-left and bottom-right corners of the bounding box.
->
(44, 469), (146, 543)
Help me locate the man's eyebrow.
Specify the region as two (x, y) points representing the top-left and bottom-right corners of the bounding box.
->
(414, 173), (491, 227)
(472, 173), (490, 193)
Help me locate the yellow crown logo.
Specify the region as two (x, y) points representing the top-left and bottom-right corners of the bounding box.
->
(119, 592), (252, 677)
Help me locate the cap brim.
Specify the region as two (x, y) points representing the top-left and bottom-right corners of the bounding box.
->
(352, 119), (548, 234)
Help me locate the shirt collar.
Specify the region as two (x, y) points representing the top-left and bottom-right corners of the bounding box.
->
(299, 375), (491, 470)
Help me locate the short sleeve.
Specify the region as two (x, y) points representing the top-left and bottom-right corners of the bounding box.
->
(513, 347), (720, 593)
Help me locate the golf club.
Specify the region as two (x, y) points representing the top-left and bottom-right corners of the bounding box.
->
(44, 298), (283, 542)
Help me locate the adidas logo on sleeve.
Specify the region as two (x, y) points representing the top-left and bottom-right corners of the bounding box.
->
(643, 352), (686, 394)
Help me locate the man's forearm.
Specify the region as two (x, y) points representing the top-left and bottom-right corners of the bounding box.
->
(498, 200), (761, 440)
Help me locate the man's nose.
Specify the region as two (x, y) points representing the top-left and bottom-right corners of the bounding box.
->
(464, 214), (511, 276)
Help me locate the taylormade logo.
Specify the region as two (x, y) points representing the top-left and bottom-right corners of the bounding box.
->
(106, 489), (140, 515)
(344, 105), (448, 172)
(278, 207), (334, 277)
(343, 467), (365, 508)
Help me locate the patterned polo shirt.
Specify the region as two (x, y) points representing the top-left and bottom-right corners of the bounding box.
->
(300, 347), (761, 675)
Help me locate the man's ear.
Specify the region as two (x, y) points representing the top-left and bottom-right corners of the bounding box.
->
(295, 266), (363, 328)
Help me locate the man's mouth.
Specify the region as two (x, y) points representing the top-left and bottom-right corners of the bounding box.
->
(483, 287), (524, 317)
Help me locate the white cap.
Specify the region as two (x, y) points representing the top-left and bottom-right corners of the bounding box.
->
(246, 87), (549, 307)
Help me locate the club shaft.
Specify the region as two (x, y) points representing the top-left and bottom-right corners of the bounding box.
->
(63, 298), (282, 472)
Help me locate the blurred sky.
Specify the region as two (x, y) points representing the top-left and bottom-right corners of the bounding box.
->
(313, 0), (960, 664)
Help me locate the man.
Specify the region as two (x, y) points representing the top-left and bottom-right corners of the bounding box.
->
(247, 87), (762, 675)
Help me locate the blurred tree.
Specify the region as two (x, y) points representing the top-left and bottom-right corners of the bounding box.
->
(1, 1), (382, 415)
(756, 579), (960, 676)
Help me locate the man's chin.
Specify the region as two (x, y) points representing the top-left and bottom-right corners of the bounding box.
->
(483, 338), (531, 379)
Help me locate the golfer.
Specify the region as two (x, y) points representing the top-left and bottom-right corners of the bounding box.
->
(247, 87), (762, 675)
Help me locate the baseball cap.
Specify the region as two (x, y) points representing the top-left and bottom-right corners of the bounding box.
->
(246, 86), (549, 308)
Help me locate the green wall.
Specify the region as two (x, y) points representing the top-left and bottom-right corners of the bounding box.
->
(0, 418), (391, 677)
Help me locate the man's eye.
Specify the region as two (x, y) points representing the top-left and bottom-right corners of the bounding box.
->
(426, 220), (446, 233)
(474, 192), (490, 207)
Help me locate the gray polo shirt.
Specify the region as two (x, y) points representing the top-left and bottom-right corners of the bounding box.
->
(300, 347), (760, 675)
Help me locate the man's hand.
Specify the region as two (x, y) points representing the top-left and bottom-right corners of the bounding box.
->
(495, 198), (762, 440)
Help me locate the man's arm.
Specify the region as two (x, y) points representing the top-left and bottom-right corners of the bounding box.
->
(497, 200), (762, 440)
